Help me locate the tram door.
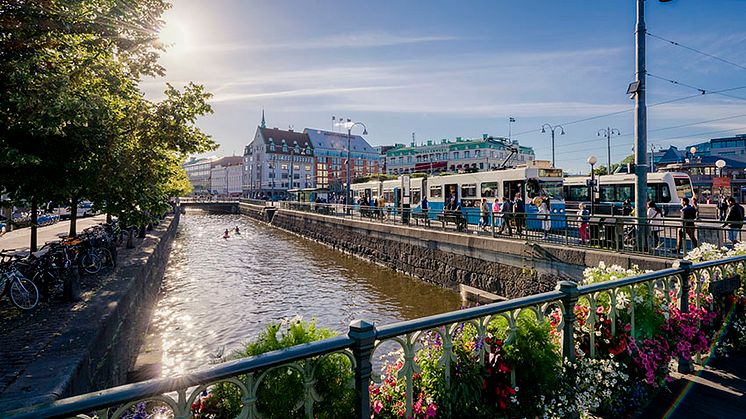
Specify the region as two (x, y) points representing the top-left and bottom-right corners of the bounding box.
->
(503, 181), (524, 201)
(444, 183), (459, 208)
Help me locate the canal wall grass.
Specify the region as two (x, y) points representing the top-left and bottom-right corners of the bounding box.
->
(0, 212), (179, 412)
(240, 203), (670, 299)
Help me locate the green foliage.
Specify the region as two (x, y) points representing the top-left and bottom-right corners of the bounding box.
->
(499, 318), (562, 418)
(0, 0), (216, 241)
(209, 318), (353, 419)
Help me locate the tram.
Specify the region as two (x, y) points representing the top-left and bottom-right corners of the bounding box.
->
(350, 162), (567, 228)
(563, 172), (693, 216)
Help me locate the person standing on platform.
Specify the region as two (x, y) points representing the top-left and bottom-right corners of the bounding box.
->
(676, 197), (698, 254)
(513, 193), (525, 236)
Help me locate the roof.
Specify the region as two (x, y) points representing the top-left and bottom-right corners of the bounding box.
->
(212, 156), (244, 167)
(657, 146), (686, 164)
(304, 128), (377, 154)
(258, 127), (313, 155)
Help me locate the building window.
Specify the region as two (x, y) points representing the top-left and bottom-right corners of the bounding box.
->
(453, 152), (459, 160)
(305, 165), (312, 171)
(465, 151), (470, 159)
(281, 163), (288, 170)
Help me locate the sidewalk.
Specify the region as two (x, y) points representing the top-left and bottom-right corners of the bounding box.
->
(0, 215), (107, 254)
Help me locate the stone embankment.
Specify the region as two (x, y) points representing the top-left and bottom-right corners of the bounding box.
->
(240, 203), (670, 299)
(0, 212), (179, 412)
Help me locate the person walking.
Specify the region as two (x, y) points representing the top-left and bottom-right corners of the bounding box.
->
(578, 202), (590, 244)
(724, 197), (744, 244)
(538, 196), (551, 239)
(480, 198), (490, 231)
(492, 198), (502, 230)
(498, 196), (513, 235)
(421, 195), (429, 217)
(676, 197), (698, 254)
(647, 200), (663, 249)
(513, 193), (525, 235)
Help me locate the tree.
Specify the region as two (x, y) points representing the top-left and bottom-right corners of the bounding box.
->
(0, 1), (216, 249)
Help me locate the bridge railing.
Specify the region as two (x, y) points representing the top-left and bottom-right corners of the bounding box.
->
(6, 253), (745, 419)
(269, 201), (745, 259)
(179, 197), (241, 204)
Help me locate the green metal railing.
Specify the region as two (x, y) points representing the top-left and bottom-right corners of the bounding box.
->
(4, 253), (744, 419)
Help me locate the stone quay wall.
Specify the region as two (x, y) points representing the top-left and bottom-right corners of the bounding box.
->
(240, 203), (670, 299)
(0, 212), (179, 412)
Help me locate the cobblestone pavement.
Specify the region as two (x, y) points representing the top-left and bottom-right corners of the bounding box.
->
(0, 231), (146, 397)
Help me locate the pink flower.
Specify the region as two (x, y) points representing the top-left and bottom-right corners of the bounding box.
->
(425, 403), (437, 418)
(596, 306), (604, 315)
(373, 400), (383, 414)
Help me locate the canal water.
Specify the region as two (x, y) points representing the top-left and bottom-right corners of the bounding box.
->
(137, 212), (461, 376)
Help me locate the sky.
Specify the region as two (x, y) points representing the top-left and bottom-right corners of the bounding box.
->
(142, 0), (746, 173)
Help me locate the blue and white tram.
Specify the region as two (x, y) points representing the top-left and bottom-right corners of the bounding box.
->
(350, 165), (567, 228)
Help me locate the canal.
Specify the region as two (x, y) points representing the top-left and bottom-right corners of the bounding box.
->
(136, 212), (461, 377)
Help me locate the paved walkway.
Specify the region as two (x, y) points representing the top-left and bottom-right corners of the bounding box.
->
(0, 215), (107, 254)
(641, 354), (746, 418)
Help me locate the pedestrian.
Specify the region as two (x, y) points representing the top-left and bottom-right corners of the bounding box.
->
(724, 197), (744, 244)
(454, 201), (467, 232)
(538, 196), (551, 239)
(621, 199), (633, 216)
(647, 200), (663, 249)
(513, 193), (525, 235)
(421, 195), (429, 217)
(676, 197), (698, 254)
(719, 198), (729, 221)
(480, 198), (489, 231)
(578, 202), (590, 244)
(492, 198), (502, 229)
(498, 196), (513, 235)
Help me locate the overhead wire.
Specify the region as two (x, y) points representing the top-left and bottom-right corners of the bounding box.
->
(647, 32), (746, 72)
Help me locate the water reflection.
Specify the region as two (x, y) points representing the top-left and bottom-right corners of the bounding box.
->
(144, 213), (461, 376)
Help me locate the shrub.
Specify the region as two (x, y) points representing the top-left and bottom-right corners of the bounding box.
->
(200, 317), (353, 419)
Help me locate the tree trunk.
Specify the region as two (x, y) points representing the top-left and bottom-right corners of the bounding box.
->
(68, 197), (78, 237)
(106, 213), (112, 224)
(30, 198), (38, 252)
(126, 229), (135, 249)
(138, 225), (146, 238)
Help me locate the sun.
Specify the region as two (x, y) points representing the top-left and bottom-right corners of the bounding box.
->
(158, 17), (191, 53)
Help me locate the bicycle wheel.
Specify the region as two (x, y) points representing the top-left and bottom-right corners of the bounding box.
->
(97, 247), (114, 268)
(9, 277), (40, 310)
(80, 252), (102, 274)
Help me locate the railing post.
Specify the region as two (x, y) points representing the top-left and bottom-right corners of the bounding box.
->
(557, 280), (579, 363)
(349, 320), (377, 418)
(677, 259), (693, 373)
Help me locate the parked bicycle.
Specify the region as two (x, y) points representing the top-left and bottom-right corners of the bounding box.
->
(0, 253), (40, 310)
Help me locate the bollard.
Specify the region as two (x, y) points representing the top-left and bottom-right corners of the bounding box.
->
(677, 259), (693, 373)
(348, 320), (377, 419)
(63, 267), (82, 302)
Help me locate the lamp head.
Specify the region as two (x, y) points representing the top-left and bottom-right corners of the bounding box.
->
(716, 159), (726, 169)
(587, 155), (598, 166)
(362, 128), (368, 135)
(541, 127), (546, 134)
(560, 128), (565, 135)
(690, 146), (697, 154)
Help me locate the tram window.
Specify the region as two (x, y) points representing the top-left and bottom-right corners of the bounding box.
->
(674, 178), (693, 199)
(526, 179), (540, 200)
(617, 184), (633, 202)
(566, 185), (588, 201)
(430, 186), (442, 198)
(600, 185), (615, 202)
(462, 184), (477, 198)
(412, 189), (421, 205)
(661, 184), (671, 203)
(481, 182), (498, 198)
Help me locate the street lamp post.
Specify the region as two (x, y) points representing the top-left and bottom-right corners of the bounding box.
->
(716, 159), (726, 219)
(541, 123), (565, 168)
(597, 127), (621, 174)
(587, 155), (598, 216)
(344, 121), (368, 212)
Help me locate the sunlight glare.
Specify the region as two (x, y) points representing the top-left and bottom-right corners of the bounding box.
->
(159, 17), (191, 54)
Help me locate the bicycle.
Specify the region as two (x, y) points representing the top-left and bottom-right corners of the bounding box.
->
(0, 253), (40, 310)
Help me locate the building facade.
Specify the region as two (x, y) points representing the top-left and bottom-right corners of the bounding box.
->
(304, 129), (381, 199)
(384, 135), (534, 175)
(688, 134), (746, 163)
(209, 156), (244, 196)
(243, 127), (315, 200)
(183, 157), (218, 195)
